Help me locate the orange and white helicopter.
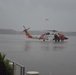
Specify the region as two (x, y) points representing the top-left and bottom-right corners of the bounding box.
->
(23, 26), (68, 42)
(23, 26), (51, 41)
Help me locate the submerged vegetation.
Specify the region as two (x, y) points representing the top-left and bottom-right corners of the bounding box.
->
(0, 52), (13, 75)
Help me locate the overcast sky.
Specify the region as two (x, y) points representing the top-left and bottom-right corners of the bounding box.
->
(0, 0), (76, 31)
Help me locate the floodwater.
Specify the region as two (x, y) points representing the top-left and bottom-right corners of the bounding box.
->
(0, 34), (76, 75)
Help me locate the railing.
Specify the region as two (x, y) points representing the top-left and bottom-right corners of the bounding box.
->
(7, 58), (25, 75)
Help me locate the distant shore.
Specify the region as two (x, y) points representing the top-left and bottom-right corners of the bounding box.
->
(0, 29), (76, 36)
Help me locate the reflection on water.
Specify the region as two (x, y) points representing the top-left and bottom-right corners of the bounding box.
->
(24, 41), (51, 52)
(40, 41), (51, 51)
(24, 40), (67, 52)
(24, 41), (31, 51)
(53, 45), (64, 51)
(52, 41), (68, 51)
(53, 42), (65, 51)
(24, 40), (68, 53)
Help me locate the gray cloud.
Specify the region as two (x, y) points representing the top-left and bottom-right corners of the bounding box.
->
(0, 0), (76, 31)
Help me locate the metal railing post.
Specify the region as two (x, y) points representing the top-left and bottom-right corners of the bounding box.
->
(7, 58), (25, 75)
(20, 67), (22, 75)
(23, 67), (25, 75)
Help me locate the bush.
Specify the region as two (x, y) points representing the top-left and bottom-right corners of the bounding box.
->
(0, 52), (13, 75)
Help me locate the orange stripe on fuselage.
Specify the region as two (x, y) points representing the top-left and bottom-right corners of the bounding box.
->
(39, 34), (45, 39)
(24, 30), (32, 38)
(25, 31), (32, 38)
